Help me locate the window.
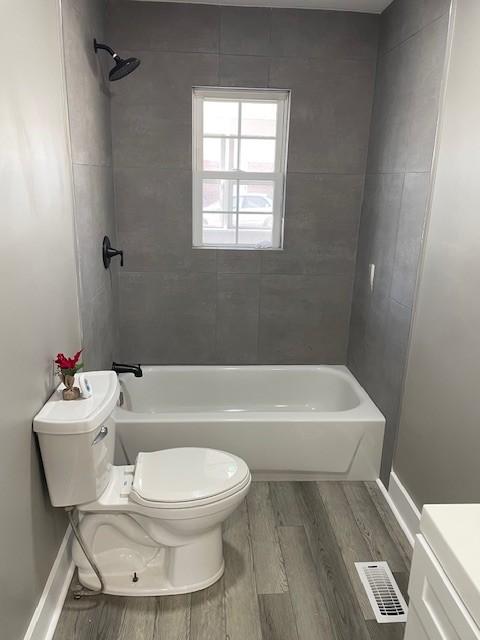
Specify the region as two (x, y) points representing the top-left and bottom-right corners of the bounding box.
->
(192, 88), (290, 250)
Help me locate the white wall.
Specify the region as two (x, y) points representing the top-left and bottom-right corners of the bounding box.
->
(0, 1), (81, 638)
(393, 0), (480, 508)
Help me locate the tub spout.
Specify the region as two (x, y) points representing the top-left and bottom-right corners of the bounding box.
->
(112, 362), (143, 377)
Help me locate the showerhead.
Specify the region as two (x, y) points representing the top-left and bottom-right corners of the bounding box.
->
(93, 39), (141, 82)
(109, 56), (141, 81)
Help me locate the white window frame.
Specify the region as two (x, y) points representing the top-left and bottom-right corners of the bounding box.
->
(192, 87), (291, 250)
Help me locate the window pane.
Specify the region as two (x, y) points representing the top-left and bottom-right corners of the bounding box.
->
(204, 101), (239, 136)
(239, 214), (273, 229)
(238, 181), (274, 212)
(203, 214), (237, 245)
(238, 220), (273, 248)
(203, 138), (238, 171)
(240, 139), (276, 172)
(202, 179), (238, 212)
(241, 102), (277, 137)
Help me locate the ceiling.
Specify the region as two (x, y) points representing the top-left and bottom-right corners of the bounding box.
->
(136, 0), (392, 13)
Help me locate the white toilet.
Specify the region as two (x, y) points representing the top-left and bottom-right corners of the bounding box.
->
(33, 371), (251, 596)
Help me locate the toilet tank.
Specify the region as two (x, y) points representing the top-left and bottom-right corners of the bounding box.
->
(34, 371), (120, 507)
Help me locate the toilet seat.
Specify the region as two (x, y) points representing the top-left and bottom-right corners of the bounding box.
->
(130, 447), (250, 510)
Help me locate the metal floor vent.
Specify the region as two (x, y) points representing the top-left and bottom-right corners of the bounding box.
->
(355, 561), (408, 624)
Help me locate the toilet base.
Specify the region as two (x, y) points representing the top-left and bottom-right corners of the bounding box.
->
(78, 559), (225, 596)
(73, 514), (226, 596)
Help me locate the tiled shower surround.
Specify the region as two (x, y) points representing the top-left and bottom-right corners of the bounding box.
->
(106, 1), (379, 364)
(61, 0), (451, 476)
(348, 0), (451, 482)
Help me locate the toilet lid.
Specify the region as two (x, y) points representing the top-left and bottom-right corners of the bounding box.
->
(131, 447), (250, 506)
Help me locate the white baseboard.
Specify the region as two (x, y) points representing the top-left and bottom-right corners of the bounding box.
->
(23, 526), (74, 640)
(376, 471), (421, 548)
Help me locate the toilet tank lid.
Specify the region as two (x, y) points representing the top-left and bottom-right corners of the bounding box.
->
(33, 371), (120, 435)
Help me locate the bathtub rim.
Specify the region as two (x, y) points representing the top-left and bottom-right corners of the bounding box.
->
(114, 365), (384, 423)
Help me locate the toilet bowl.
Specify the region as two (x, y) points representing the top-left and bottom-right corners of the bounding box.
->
(33, 372), (251, 596)
(74, 448), (251, 595)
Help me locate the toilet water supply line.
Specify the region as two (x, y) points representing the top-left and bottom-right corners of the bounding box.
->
(65, 507), (105, 598)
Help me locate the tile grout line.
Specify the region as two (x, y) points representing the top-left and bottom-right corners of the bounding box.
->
(116, 47), (377, 64)
(255, 272), (262, 364)
(379, 9), (451, 58)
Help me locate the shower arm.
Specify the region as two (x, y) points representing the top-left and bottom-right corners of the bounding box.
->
(93, 39), (119, 59)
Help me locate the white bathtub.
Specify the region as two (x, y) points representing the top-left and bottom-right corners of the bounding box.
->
(114, 365), (385, 480)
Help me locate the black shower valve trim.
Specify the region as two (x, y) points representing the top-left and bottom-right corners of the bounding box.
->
(103, 236), (124, 269)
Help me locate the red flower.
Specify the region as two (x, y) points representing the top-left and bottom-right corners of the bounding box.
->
(55, 350), (83, 373)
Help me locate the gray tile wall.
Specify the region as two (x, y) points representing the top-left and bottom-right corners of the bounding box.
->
(348, 0), (451, 483)
(106, 1), (378, 364)
(62, 0), (119, 369)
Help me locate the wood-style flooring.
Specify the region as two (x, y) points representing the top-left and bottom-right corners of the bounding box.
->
(53, 481), (412, 640)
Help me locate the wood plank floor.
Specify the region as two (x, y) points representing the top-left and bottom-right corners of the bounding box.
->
(53, 482), (412, 640)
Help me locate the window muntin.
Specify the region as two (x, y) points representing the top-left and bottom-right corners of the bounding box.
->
(192, 88), (290, 250)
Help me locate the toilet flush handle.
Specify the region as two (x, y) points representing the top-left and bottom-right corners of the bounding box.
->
(92, 425), (108, 445)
